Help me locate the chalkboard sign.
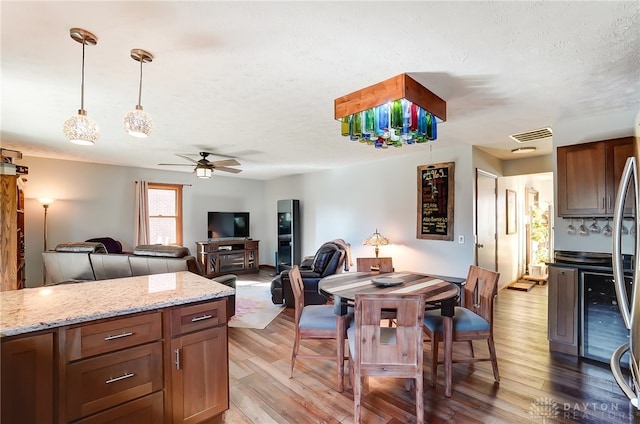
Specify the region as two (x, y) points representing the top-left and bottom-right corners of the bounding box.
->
(417, 162), (454, 240)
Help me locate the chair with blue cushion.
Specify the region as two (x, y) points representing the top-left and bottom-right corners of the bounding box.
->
(289, 265), (351, 392)
(422, 265), (500, 389)
(347, 293), (426, 423)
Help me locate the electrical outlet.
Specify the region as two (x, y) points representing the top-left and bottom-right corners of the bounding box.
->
(458, 235), (464, 244)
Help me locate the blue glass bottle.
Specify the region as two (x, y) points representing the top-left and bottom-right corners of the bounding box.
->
(375, 104), (389, 137)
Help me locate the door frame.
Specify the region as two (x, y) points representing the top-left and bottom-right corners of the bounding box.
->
(475, 169), (498, 271)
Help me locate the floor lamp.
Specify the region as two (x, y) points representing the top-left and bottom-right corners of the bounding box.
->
(38, 198), (55, 251)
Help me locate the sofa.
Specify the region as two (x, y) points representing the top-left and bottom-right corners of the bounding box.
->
(42, 242), (237, 317)
(270, 240), (350, 307)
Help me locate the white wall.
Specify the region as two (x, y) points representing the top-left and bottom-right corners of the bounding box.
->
(21, 157), (267, 287)
(265, 144), (476, 278)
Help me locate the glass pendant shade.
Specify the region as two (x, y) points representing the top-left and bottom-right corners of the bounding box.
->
(64, 28), (99, 145)
(196, 166), (212, 179)
(124, 105), (153, 137)
(124, 49), (154, 138)
(63, 110), (99, 145)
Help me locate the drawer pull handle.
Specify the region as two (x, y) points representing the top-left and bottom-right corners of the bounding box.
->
(105, 373), (134, 384)
(191, 314), (212, 322)
(104, 332), (133, 341)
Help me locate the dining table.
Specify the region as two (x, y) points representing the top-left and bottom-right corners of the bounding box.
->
(318, 271), (463, 398)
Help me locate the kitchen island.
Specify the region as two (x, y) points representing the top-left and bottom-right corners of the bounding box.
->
(1, 271), (234, 423)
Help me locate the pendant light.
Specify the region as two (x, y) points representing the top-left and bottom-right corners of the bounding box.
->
(123, 49), (154, 137)
(334, 73), (446, 148)
(63, 28), (99, 145)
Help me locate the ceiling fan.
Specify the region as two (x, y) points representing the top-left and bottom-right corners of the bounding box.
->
(159, 152), (242, 178)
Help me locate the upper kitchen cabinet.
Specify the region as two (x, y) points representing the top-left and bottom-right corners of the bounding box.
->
(557, 137), (634, 217)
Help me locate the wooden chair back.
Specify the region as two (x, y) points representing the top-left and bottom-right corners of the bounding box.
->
(352, 293), (426, 422)
(354, 293), (426, 375)
(288, 265), (305, 325)
(462, 265), (499, 325)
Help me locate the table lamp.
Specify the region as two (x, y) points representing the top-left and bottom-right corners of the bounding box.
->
(363, 229), (390, 259)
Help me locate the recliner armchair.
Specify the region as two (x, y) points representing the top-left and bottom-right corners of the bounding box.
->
(271, 240), (349, 307)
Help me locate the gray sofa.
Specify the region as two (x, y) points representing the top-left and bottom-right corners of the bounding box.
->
(43, 242), (237, 317)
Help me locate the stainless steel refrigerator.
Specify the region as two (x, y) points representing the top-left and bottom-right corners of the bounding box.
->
(611, 111), (640, 409)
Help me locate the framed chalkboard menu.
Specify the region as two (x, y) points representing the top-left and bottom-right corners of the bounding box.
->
(417, 162), (454, 240)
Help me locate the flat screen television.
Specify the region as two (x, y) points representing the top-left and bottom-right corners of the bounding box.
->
(208, 212), (250, 239)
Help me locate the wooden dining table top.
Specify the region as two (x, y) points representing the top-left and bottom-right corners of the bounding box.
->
(318, 271), (461, 306)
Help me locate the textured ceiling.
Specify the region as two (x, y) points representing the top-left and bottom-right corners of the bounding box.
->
(2, 1), (639, 180)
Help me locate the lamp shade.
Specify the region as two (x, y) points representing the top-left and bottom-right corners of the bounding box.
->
(38, 198), (56, 206)
(63, 111), (99, 145)
(124, 106), (153, 137)
(363, 229), (390, 248)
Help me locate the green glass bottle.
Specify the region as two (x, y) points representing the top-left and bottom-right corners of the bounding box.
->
(350, 112), (362, 141)
(390, 100), (403, 130)
(341, 116), (350, 137)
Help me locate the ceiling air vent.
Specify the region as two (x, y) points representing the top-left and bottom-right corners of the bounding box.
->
(509, 127), (553, 143)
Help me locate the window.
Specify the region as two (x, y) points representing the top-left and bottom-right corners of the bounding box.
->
(148, 183), (183, 245)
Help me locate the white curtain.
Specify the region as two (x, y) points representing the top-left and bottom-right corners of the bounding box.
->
(134, 180), (150, 247)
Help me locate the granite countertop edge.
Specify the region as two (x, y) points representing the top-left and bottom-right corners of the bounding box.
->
(0, 272), (235, 338)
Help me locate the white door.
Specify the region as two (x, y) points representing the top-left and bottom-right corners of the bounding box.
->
(476, 169), (497, 271)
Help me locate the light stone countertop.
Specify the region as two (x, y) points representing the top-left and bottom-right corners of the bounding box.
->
(0, 271), (235, 337)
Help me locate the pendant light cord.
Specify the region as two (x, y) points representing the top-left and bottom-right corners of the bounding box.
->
(80, 41), (86, 111)
(137, 58), (143, 107)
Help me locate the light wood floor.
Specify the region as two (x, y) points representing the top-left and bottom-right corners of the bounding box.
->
(225, 270), (638, 423)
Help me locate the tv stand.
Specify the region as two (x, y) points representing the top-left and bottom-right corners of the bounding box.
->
(196, 239), (259, 277)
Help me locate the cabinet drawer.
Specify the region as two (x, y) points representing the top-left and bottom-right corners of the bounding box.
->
(65, 312), (162, 361)
(73, 391), (163, 424)
(66, 341), (163, 421)
(170, 299), (227, 337)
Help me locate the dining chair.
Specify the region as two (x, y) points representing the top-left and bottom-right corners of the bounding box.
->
(422, 265), (500, 389)
(347, 293), (426, 423)
(289, 265), (351, 392)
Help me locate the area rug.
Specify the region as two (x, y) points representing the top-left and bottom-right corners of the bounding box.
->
(229, 280), (285, 329)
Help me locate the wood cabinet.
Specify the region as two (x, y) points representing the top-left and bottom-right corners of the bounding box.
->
(74, 391), (164, 424)
(1, 173), (26, 290)
(1, 332), (54, 424)
(547, 266), (578, 355)
(1, 272), (231, 424)
(196, 239), (259, 277)
(61, 312), (165, 423)
(168, 300), (229, 424)
(557, 136), (634, 217)
(1, 301), (229, 423)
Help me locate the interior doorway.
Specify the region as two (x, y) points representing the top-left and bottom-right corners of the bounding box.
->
(476, 169), (498, 271)
(525, 186), (551, 279)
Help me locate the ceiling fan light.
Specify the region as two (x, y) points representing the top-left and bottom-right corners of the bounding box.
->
(195, 165), (212, 179)
(63, 110), (99, 145)
(124, 106), (153, 137)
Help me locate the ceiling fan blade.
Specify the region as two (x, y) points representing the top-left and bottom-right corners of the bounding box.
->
(213, 166), (243, 174)
(174, 154), (199, 164)
(158, 163), (195, 166)
(209, 159), (241, 167)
